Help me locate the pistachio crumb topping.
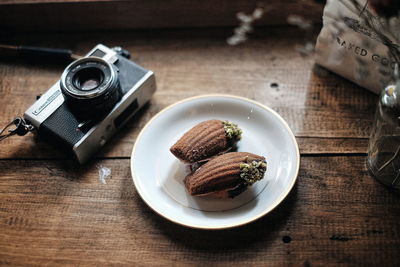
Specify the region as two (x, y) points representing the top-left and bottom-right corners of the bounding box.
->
(387, 85), (395, 96)
(239, 160), (267, 186)
(223, 121), (242, 141)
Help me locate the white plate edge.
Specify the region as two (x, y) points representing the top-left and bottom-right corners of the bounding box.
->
(130, 94), (300, 230)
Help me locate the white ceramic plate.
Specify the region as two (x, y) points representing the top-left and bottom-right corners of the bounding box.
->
(131, 95), (299, 229)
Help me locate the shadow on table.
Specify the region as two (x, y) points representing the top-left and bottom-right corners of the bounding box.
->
(134, 182), (298, 260)
(307, 64), (377, 134)
(0, 56), (67, 73)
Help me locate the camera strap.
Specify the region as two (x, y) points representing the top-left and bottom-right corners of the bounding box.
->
(0, 117), (35, 142)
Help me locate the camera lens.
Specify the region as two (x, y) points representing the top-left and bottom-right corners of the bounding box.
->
(60, 57), (121, 121)
(73, 67), (104, 91)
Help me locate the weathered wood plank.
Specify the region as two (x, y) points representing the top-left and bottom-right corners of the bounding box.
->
(0, 136), (370, 160)
(0, 156), (398, 266)
(297, 137), (368, 154)
(0, 28), (377, 159)
(0, 0), (323, 32)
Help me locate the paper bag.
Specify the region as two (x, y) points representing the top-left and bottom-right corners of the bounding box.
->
(315, 0), (399, 94)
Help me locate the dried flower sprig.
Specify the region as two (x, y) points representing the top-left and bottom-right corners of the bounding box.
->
(226, 7), (265, 46)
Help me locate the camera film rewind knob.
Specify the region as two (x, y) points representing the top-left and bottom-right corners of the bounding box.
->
(112, 47), (130, 59)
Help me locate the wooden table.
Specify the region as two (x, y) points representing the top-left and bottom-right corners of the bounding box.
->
(1, 27), (399, 266)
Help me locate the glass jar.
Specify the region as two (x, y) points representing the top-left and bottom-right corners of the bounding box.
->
(367, 83), (400, 189)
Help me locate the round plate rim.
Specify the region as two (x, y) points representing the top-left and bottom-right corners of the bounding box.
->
(130, 94), (300, 229)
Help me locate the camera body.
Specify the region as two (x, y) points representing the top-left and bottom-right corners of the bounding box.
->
(24, 44), (156, 163)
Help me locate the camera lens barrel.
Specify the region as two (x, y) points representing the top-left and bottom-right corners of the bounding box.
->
(60, 57), (121, 121)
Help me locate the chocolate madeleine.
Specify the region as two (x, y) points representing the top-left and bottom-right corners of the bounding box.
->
(184, 152), (267, 198)
(170, 120), (242, 163)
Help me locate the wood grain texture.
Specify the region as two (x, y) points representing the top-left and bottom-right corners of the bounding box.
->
(0, 157), (399, 266)
(0, 28), (377, 159)
(1, 27), (393, 266)
(297, 137), (368, 155)
(0, 0), (323, 32)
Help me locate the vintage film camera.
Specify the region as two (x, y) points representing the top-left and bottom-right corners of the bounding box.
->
(24, 44), (156, 163)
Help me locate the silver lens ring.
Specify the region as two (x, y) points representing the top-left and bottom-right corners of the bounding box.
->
(60, 57), (121, 120)
(60, 57), (119, 99)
